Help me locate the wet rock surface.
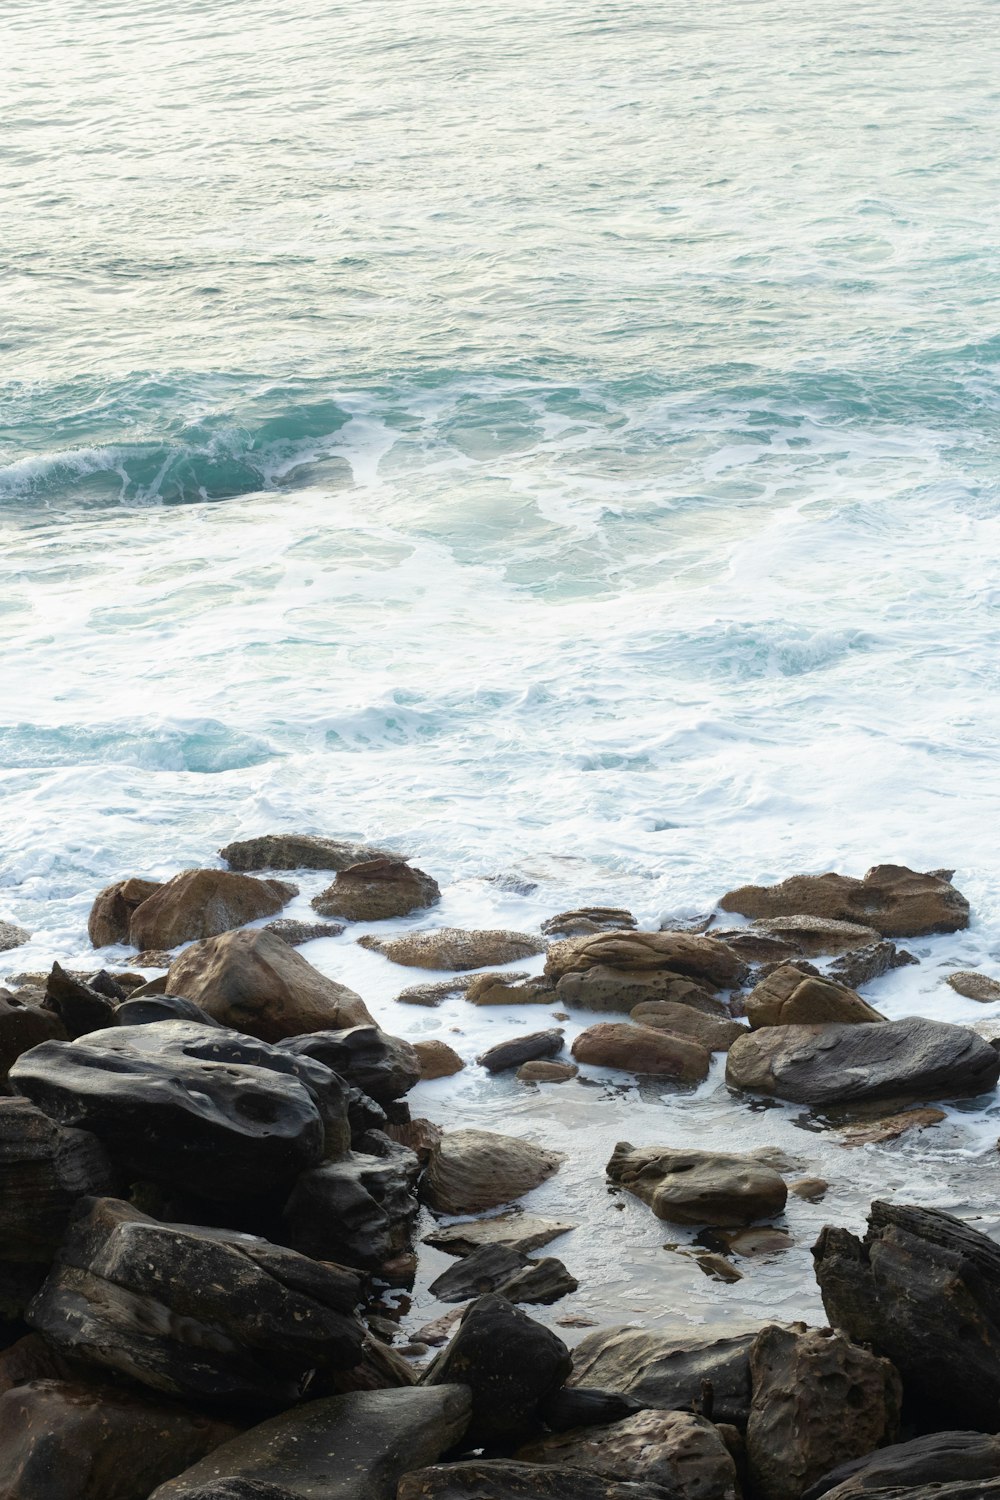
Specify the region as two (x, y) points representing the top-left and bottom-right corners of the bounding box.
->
(573, 1022), (711, 1081)
(568, 1328), (757, 1430)
(428, 1244), (577, 1306)
(220, 833), (395, 872)
(607, 1142), (787, 1226)
(129, 869), (295, 950)
(629, 1003), (745, 1051)
(541, 908), (639, 937)
(517, 1408), (739, 1500)
(277, 1024), (420, 1104)
(803, 1431), (1000, 1499)
(263, 917), (345, 944)
(281, 1144), (420, 1272)
(359, 927), (546, 970)
(744, 966), (884, 1029)
(477, 1028), (564, 1072)
(562, 970), (727, 1014)
(946, 970), (1000, 1002)
(423, 1213), (576, 1258)
(312, 859), (441, 922)
(719, 864), (970, 937)
(518, 1059), (578, 1082)
(545, 932), (745, 989)
(420, 1128), (564, 1214)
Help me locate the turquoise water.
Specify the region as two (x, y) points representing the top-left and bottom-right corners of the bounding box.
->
(4, 0), (1000, 1334)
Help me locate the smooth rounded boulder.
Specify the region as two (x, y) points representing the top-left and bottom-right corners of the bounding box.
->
(607, 1141), (787, 1226)
(311, 858), (440, 921)
(87, 877), (162, 947)
(803, 1431), (1000, 1500)
(277, 1024), (420, 1104)
(744, 965), (884, 1029)
(572, 1022), (711, 1082)
(129, 870), (296, 950)
(420, 1128), (563, 1214)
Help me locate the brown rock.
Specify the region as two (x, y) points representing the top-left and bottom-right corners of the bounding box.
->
(312, 858), (441, 922)
(478, 1030), (564, 1073)
(541, 908), (637, 937)
(0, 993), (66, 1084)
(424, 1214), (576, 1258)
(719, 864), (970, 939)
(129, 869), (296, 950)
(631, 1003), (745, 1051)
(518, 1060), (578, 1083)
(546, 931), (746, 988)
(559, 968), (726, 1015)
(572, 1022), (711, 1082)
(724, 1227), (793, 1257)
(947, 970), (1000, 1002)
(421, 1129), (564, 1215)
(360, 928), (545, 971)
(466, 974), (554, 1006)
(414, 1040), (465, 1079)
(746, 1323), (901, 1500)
(747, 915), (880, 956)
(837, 1106), (946, 1146)
(131, 950), (174, 968)
(517, 1408), (740, 1500)
(745, 965), (884, 1029)
(0, 922), (30, 954)
(691, 1252), (744, 1284)
(384, 1117), (443, 1162)
(0, 1379), (238, 1500)
(220, 832), (395, 871)
(607, 1141), (787, 1226)
(789, 1177), (828, 1201)
(263, 918), (345, 945)
(165, 927), (373, 1040)
(87, 877), (162, 947)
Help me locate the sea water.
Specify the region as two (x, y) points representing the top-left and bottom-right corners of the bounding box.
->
(3, 0), (1000, 1338)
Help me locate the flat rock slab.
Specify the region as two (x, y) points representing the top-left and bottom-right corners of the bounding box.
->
(424, 1212), (576, 1258)
(421, 1129), (564, 1215)
(312, 860), (440, 922)
(359, 929), (545, 971)
(220, 833), (395, 871)
(263, 918), (345, 944)
(150, 1386), (471, 1500)
(568, 1327), (758, 1430)
(428, 1245), (577, 1307)
(725, 1015), (999, 1106)
(804, 1431), (1000, 1500)
(467, 975), (555, 1006)
(745, 916), (880, 956)
(399, 1462), (678, 1500)
(607, 1142), (787, 1227)
(518, 1060), (578, 1082)
(718, 864), (970, 938)
(546, 932), (745, 989)
(836, 1106), (946, 1146)
(478, 1029), (564, 1073)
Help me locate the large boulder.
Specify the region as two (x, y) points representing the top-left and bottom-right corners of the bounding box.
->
(277, 1025), (420, 1104)
(27, 1197), (364, 1407)
(572, 1022), (710, 1082)
(545, 932), (745, 989)
(423, 1294), (571, 1446)
(0, 1379), (237, 1500)
(517, 1409), (739, 1500)
(0, 990), (66, 1083)
(129, 870), (295, 950)
(804, 1431), (1000, 1499)
(812, 1200), (1000, 1431)
(10, 1020), (346, 1200)
(312, 859), (440, 922)
(558, 969), (727, 1016)
(718, 865), (970, 938)
(420, 1129), (564, 1214)
(220, 833), (394, 872)
(398, 1462), (676, 1500)
(165, 928), (373, 1039)
(358, 928), (545, 971)
(567, 1328), (757, 1430)
(281, 1144), (420, 1272)
(607, 1142), (787, 1226)
(746, 1324), (901, 1500)
(87, 877), (162, 947)
(149, 1386), (471, 1500)
(726, 1016), (999, 1106)
(744, 966), (884, 1029)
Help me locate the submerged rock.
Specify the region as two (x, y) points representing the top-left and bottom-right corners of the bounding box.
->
(572, 1022), (711, 1082)
(312, 859), (441, 922)
(836, 1106), (945, 1146)
(420, 1128), (564, 1214)
(150, 1385), (471, 1500)
(726, 1016), (999, 1106)
(359, 928), (545, 971)
(719, 864), (970, 938)
(546, 932), (745, 989)
(518, 1060), (578, 1082)
(87, 877), (162, 947)
(165, 927), (373, 1039)
(220, 833), (395, 872)
(129, 869), (295, 950)
(517, 1408), (739, 1500)
(607, 1142), (787, 1227)
(744, 966), (884, 1029)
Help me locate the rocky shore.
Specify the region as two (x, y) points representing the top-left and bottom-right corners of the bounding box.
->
(0, 846), (998, 1498)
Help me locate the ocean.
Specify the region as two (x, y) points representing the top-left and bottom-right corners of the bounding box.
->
(3, 0), (1000, 1334)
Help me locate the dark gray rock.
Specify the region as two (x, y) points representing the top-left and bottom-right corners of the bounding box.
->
(10, 1020), (350, 1200)
(282, 1143), (419, 1272)
(424, 1214), (576, 1258)
(803, 1431), (1000, 1499)
(568, 1327), (756, 1429)
(44, 963), (118, 1038)
(497, 1257), (578, 1306)
(278, 1025), (420, 1105)
(263, 918), (345, 944)
(28, 1196), (364, 1408)
(477, 1030), (565, 1073)
(0, 991), (66, 1084)
(116, 994), (223, 1027)
(428, 1246), (577, 1306)
(398, 1462), (679, 1500)
(540, 1387), (648, 1430)
(828, 942), (917, 990)
(149, 1385), (471, 1500)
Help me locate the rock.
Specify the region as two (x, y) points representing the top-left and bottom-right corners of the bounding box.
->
(424, 1213), (576, 1258)
(498, 1257), (579, 1306)
(947, 970), (1000, 1003)
(88, 877), (162, 947)
(541, 908), (638, 937)
(0, 1099), (114, 1262)
(790, 1177), (828, 1202)
(837, 1106), (946, 1146)
(0, 921), (30, 954)
(398, 975), (530, 1008)
(747, 1324), (901, 1500)
(423, 1294), (571, 1446)
(518, 1060), (578, 1082)
(0, 991), (66, 1083)
(466, 975), (555, 1006)
(517, 1409), (739, 1500)
(829, 942), (917, 990)
(428, 1244), (576, 1307)
(150, 1385), (471, 1500)
(281, 1145), (420, 1272)
(129, 870), (296, 950)
(0, 1378), (238, 1500)
(726, 1016), (999, 1106)
(10, 1020), (345, 1200)
(359, 928), (545, 971)
(398, 1461), (676, 1500)
(312, 859), (441, 922)
(165, 927), (373, 1039)
(718, 865), (970, 938)
(607, 1142), (787, 1227)
(631, 1004), (745, 1052)
(812, 1199), (1000, 1430)
(572, 1023), (711, 1082)
(631, 989), (730, 1021)
(691, 1252), (743, 1284)
(220, 833), (395, 872)
(28, 1196), (364, 1407)
(133, 949), (174, 967)
(413, 1308), (464, 1348)
(263, 918), (345, 944)
(745, 915), (881, 956)
(708, 931), (800, 966)
(277, 1025), (420, 1104)
(540, 1387), (649, 1430)
(43, 962), (118, 1037)
(116, 994), (223, 1027)
(721, 1227), (792, 1257)
(478, 1029), (564, 1073)
(560, 969), (727, 1016)
(744, 966), (884, 1029)
(414, 1040), (465, 1079)
(802, 1430), (1000, 1500)
(546, 932), (745, 989)
(421, 1129), (564, 1215)
(568, 1328), (757, 1430)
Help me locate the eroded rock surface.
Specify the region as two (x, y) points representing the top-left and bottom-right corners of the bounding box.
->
(398, 1461), (677, 1500)
(517, 1409), (739, 1500)
(559, 969), (726, 1016)
(129, 870), (295, 950)
(359, 928), (545, 971)
(568, 1328), (757, 1430)
(573, 1023), (710, 1082)
(282, 1145), (420, 1272)
(804, 1431), (1000, 1500)
(607, 1142), (787, 1226)
(87, 878), (162, 947)
(312, 859), (440, 922)
(719, 865), (970, 938)
(220, 833), (394, 872)
(546, 932), (745, 989)
(541, 908), (638, 937)
(744, 966), (884, 1029)
(420, 1129), (564, 1214)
